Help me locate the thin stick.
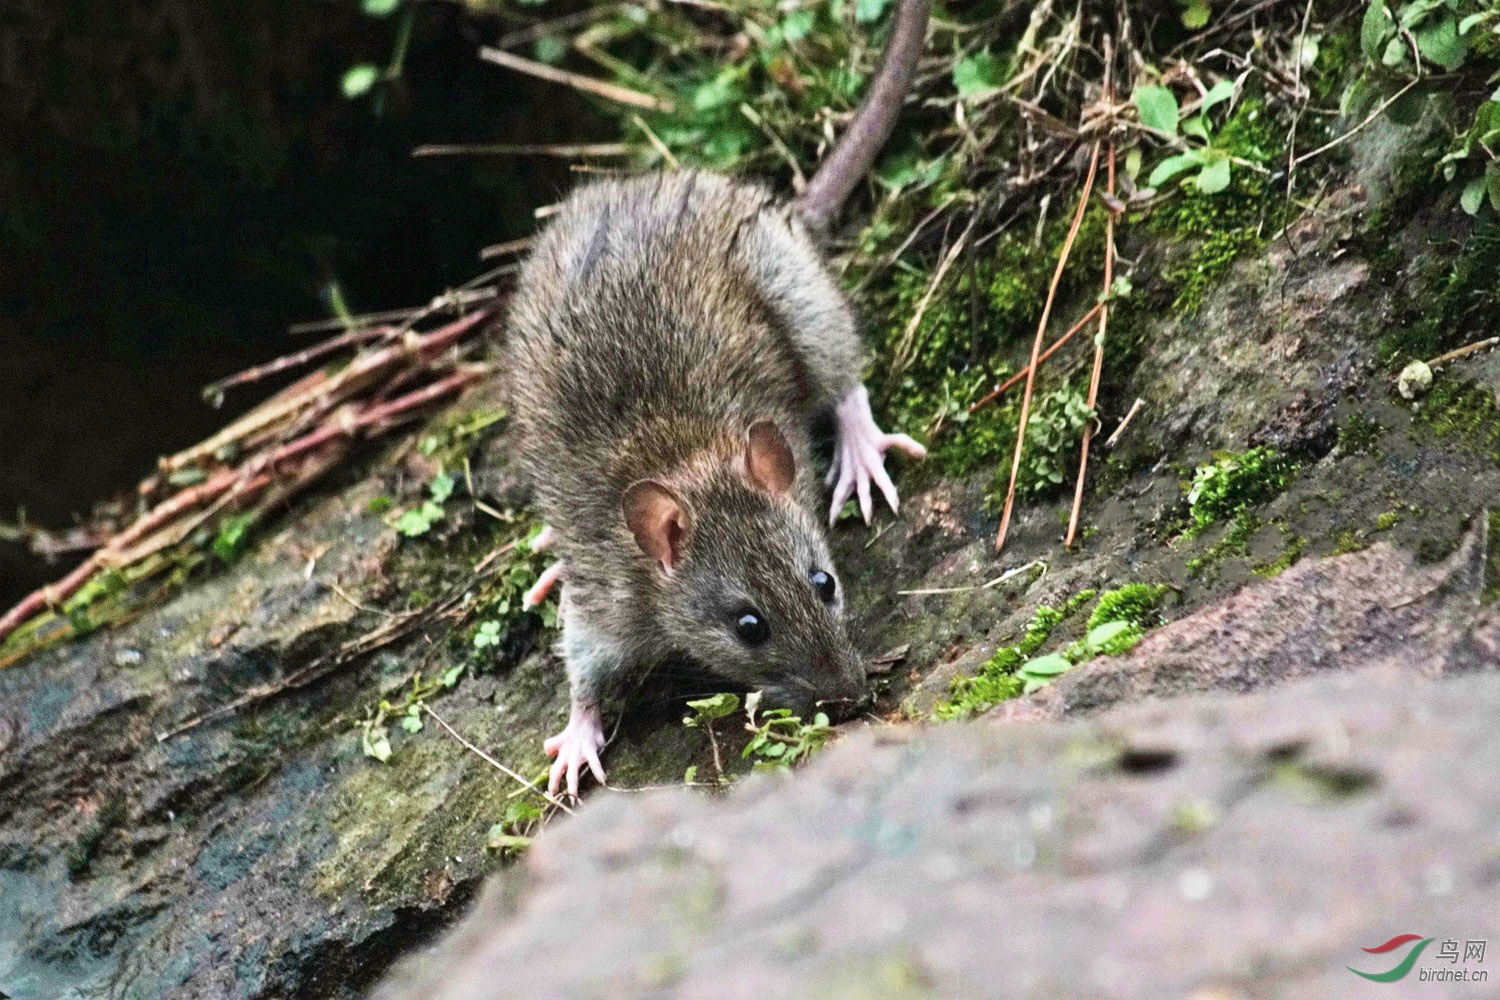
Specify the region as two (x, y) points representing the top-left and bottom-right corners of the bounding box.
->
(631, 113), (681, 170)
(965, 302), (1103, 414)
(422, 704), (576, 815)
(892, 212), (978, 374)
(202, 327), (392, 401)
(480, 236), (536, 261)
(1104, 398), (1144, 448)
(896, 559), (1047, 596)
(1426, 336), (1500, 370)
(995, 142), (1101, 554)
(412, 142), (633, 158)
(1065, 140), (1116, 550)
(478, 46), (673, 112)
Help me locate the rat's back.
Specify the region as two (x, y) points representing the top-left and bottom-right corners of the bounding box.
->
(505, 171), (851, 519)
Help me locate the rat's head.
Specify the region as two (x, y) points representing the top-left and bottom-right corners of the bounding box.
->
(622, 421), (866, 718)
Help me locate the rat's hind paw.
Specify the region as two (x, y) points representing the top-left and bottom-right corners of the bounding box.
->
(828, 384), (927, 526)
(544, 701), (607, 798)
(523, 559), (565, 609)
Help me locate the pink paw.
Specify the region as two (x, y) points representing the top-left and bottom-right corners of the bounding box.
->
(827, 385), (927, 526)
(523, 559), (564, 609)
(544, 702), (606, 797)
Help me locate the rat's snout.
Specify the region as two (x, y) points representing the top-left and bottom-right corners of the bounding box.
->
(809, 649), (869, 719)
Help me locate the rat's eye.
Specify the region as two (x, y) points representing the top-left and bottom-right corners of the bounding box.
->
(732, 608), (769, 647)
(809, 569), (836, 605)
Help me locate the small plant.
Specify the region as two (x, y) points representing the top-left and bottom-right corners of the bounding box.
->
(1089, 583), (1170, 630)
(393, 472), (456, 538)
(682, 692), (740, 783)
(1353, 0), (1500, 215)
(486, 800), (544, 856)
(358, 665), (465, 762)
(1185, 447), (1297, 531)
(934, 590), (1095, 718)
(741, 691), (835, 772)
(1135, 79), (1240, 194)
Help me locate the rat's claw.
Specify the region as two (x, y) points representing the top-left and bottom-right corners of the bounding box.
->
(544, 701), (607, 797)
(523, 559), (565, 609)
(829, 385), (926, 527)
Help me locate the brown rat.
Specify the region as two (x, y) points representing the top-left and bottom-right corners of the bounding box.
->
(504, 0), (933, 796)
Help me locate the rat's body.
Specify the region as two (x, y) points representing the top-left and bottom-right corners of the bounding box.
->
(506, 172), (923, 793)
(502, 0), (935, 795)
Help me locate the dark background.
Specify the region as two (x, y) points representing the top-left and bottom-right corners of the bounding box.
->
(0, 0), (606, 605)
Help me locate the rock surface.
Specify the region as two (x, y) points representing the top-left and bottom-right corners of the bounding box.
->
(377, 665), (1500, 1000)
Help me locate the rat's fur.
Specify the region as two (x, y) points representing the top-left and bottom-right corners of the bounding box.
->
(505, 171), (868, 715)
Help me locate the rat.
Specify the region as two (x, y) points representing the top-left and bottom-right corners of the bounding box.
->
(502, 0), (933, 796)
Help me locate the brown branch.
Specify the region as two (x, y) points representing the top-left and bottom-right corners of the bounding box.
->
(201, 327), (394, 402)
(995, 142), (1101, 555)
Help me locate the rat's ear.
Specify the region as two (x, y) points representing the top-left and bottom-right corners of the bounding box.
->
(744, 420), (796, 497)
(622, 480), (689, 572)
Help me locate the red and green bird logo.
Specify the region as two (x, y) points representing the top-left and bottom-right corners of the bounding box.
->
(1347, 934), (1434, 982)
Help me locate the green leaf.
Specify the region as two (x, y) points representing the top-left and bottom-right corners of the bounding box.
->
(856, 0), (891, 24)
(429, 472), (456, 503)
(1124, 146), (1144, 181)
(342, 64), (381, 100)
(1362, 0), (1393, 61)
(1488, 169), (1500, 212)
(1457, 11), (1490, 34)
(1148, 151), (1206, 186)
(1182, 115), (1210, 141)
(1195, 155), (1232, 194)
(1134, 85), (1180, 134)
(953, 51), (1004, 98)
(763, 741), (787, 757)
(395, 500), (444, 537)
(212, 512), (256, 563)
(1415, 15), (1466, 70)
(1020, 653), (1072, 677)
(1381, 35), (1408, 67)
(684, 765), (698, 784)
(781, 9), (815, 41)
(399, 713), (423, 734)
(1086, 620), (1137, 650)
(685, 692), (740, 720)
(1181, 0), (1211, 30)
(1200, 79), (1235, 114)
(441, 664), (465, 688)
(363, 0), (401, 16)
(1461, 176), (1485, 214)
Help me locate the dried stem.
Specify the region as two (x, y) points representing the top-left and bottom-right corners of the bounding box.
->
(995, 141), (1101, 555)
(1065, 140), (1116, 549)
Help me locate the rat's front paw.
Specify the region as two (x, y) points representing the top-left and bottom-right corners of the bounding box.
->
(544, 701), (607, 798)
(828, 384), (927, 526)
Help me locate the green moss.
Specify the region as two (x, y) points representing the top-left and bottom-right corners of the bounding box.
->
(1186, 447), (1297, 532)
(933, 589), (1095, 719)
(1146, 99), (1286, 314)
(1088, 583), (1170, 629)
(1185, 512), (1259, 576)
(1413, 378), (1500, 464)
(1333, 529), (1365, 555)
(1374, 510), (1402, 531)
(1337, 412), (1384, 455)
(1376, 225), (1500, 366)
(1252, 527), (1305, 578)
